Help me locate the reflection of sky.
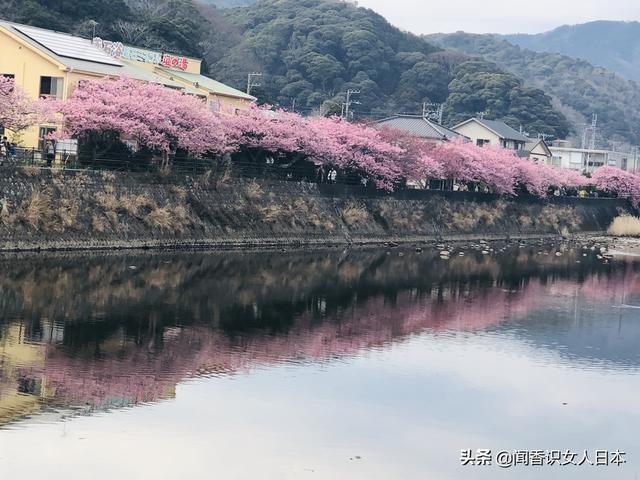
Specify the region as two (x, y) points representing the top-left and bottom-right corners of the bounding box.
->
(0, 251), (639, 479)
(494, 292), (640, 371)
(1, 329), (638, 480)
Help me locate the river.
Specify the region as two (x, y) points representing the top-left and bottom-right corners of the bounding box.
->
(0, 242), (638, 479)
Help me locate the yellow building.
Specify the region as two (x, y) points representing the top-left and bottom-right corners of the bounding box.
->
(0, 20), (255, 149)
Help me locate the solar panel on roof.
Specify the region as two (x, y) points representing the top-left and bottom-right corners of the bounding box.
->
(14, 25), (123, 67)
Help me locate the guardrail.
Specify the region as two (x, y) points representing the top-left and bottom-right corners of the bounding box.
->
(0, 147), (618, 200)
(0, 148), (400, 188)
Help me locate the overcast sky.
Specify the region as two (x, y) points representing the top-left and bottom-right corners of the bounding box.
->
(356, 0), (640, 34)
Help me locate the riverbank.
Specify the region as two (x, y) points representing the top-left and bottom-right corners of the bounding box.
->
(583, 236), (640, 257)
(0, 167), (634, 252)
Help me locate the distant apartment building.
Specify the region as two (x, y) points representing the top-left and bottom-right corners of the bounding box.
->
(549, 140), (634, 172)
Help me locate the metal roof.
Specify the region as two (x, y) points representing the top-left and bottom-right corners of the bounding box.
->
(13, 24), (122, 67)
(121, 62), (186, 89)
(1, 20), (254, 101)
(157, 67), (256, 101)
(374, 115), (463, 141)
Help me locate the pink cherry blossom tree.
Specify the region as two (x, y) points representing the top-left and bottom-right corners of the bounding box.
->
(220, 108), (407, 190)
(590, 166), (640, 206)
(59, 77), (227, 167)
(307, 117), (406, 190)
(425, 139), (518, 194)
(376, 127), (446, 184)
(0, 76), (52, 135)
(221, 105), (317, 156)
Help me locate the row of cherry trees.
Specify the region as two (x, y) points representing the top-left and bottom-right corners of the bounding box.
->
(2, 76), (640, 205)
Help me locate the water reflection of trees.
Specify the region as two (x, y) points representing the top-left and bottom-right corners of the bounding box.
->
(0, 247), (637, 424)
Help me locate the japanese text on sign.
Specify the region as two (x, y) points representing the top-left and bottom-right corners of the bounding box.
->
(161, 54), (189, 71)
(460, 449), (627, 468)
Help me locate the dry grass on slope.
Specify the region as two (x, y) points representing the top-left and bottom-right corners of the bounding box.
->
(608, 215), (640, 237)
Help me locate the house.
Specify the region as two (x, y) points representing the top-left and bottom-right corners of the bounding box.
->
(524, 137), (553, 163)
(452, 117), (530, 150)
(549, 141), (632, 173)
(374, 115), (465, 143)
(0, 20), (255, 149)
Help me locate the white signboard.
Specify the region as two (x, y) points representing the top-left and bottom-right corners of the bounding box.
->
(93, 38), (161, 65)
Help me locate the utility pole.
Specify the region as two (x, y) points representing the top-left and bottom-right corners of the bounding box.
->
(343, 89), (360, 120)
(246, 72), (262, 96)
(581, 114), (598, 149)
(580, 114), (599, 173)
(589, 113), (598, 150)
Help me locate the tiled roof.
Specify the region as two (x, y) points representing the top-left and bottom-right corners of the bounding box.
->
(374, 115), (463, 141)
(459, 118), (530, 142)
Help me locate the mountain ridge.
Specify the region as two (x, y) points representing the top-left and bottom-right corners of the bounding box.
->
(503, 20), (640, 83)
(428, 31), (640, 146)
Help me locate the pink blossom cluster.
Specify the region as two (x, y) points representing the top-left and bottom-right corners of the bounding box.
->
(25, 76), (640, 203)
(0, 76), (53, 133)
(221, 107), (405, 189)
(591, 166), (640, 206)
(59, 77), (226, 156)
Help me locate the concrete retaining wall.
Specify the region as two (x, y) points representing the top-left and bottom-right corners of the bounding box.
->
(0, 167), (631, 251)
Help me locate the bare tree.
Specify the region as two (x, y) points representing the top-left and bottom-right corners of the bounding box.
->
(113, 20), (150, 44)
(124, 0), (165, 17)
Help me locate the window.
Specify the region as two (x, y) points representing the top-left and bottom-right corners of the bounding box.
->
(209, 96), (221, 113)
(477, 139), (489, 147)
(552, 156), (562, 167)
(38, 127), (56, 151)
(39, 76), (64, 99)
(2, 73), (15, 79)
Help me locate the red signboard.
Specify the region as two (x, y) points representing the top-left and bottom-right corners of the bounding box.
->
(161, 54), (189, 71)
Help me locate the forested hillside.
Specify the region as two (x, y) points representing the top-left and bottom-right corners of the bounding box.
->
(0, 0), (570, 138)
(505, 21), (640, 83)
(0, 0), (209, 57)
(430, 32), (640, 146)
(200, 0), (255, 7)
(203, 0), (569, 137)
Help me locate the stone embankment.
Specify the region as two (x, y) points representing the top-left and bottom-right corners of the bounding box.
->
(0, 167), (633, 252)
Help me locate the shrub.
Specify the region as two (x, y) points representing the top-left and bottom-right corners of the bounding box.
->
(341, 202), (369, 225)
(145, 205), (190, 233)
(608, 215), (640, 237)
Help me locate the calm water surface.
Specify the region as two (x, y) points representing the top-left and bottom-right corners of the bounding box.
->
(0, 244), (638, 479)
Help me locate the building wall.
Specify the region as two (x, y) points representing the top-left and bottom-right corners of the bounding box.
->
(0, 28), (65, 147)
(453, 122), (501, 146)
(1, 26), (253, 150)
(529, 143), (551, 163)
(550, 148), (630, 172)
